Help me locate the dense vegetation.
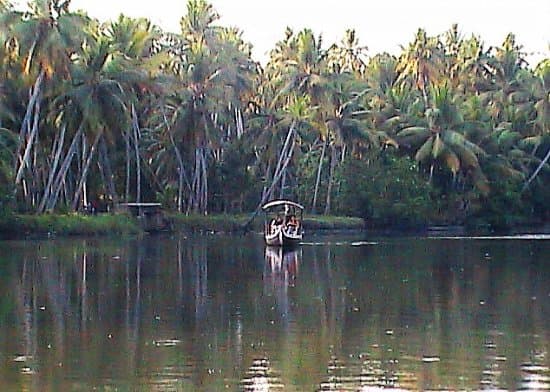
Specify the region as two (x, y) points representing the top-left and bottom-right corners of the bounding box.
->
(0, 0), (548, 228)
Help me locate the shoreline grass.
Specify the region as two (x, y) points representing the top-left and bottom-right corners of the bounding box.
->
(0, 213), (140, 238)
(0, 212), (547, 239)
(0, 212), (366, 238)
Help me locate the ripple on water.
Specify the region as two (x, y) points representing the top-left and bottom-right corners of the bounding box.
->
(153, 339), (182, 347)
(317, 355), (418, 391)
(520, 363), (550, 391)
(140, 365), (195, 391)
(241, 358), (285, 390)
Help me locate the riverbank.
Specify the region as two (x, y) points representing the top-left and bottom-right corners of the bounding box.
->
(0, 213), (141, 238)
(165, 213), (365, 233)
(0, 212), (366, 238)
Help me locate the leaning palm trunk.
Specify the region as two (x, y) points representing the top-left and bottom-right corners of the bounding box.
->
(125, 129), (131, 202)
(312, 139), (327, 214)
(72, 131), (103, 211)
(279, 170), (286, 199)
(45, 126), (84, 211)
(523, 147), (550, 192)
(261, 122), (295, 201)
(190, 150), (199, 213)
(243, 123), (296, 229)
(15, 91), (41, 191)
(174, 140), (187, 213)
(162, 107), (190, 212)
(131, 104), (141, 204)
(98, 137), (117, 204)
(189, 147), (208, 214)
(201, 148), (208, 214)
(324, 144), (337, 215)
(14, 70), (44, 185)
(37, 125), (67, 213)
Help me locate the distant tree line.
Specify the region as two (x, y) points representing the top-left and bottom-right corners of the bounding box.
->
(0, 0), (548, 228)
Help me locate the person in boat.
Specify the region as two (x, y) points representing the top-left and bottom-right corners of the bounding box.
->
(286, 214), (299, 234)
(270, 214), (284, 233)
(287, 214), (297, 226)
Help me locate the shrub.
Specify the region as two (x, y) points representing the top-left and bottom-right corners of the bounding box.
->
(333, 152), (435, 227)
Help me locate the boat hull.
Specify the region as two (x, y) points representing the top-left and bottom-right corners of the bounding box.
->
(264, 225), (302, 247)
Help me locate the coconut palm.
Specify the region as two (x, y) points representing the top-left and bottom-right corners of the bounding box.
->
(8, 0), (88, 198)
(266, 28), (329, 110)
(155, 0), (255, 214)
(326, 29), (367, 77)
(395, 83), (490, 194)
(522, 59), (550, 189)
(397, 28), (445, 107)
(105, 15), (166, 205)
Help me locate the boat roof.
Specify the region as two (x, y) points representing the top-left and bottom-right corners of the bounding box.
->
(262, 200), (304, 211)
(120, 203), (162, 207)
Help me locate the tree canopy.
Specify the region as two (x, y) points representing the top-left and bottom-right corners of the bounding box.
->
(0, 0), (548, 228)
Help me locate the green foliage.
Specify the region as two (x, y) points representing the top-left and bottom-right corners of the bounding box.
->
(0, 163), (12, 217)
(0, 1), (548, 229)
(208, 141), (261, 213)
(470, 176), (533, 229)
(0, 214), (140, 237)
(333, 152), (435, 227)
(295, 147), (328, 211)
(166, 213), (254, 233)
(0, 132), (14, 217)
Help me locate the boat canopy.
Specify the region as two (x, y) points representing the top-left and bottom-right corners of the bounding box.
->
(262, 200), (304, 211)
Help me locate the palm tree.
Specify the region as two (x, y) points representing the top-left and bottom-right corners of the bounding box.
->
(106, 15), (165, 205)
(156, 0), (255, 214)
(326, 29), (367, 77)
(397, 28), (444, 108)
(522, 59), (550, 190)
(9, 0), (87, 191)
(266, 28), (329, 109)
(395, 83), (490, 194)
(452, 34), (493, 94)
(266, 28), (337, 212)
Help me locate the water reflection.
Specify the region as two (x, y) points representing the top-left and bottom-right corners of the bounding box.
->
(0, 235), (548, 390)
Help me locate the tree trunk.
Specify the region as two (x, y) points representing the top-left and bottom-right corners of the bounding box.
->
(46, 126), (84, 211)
(261, 123), (295, 201)
(324, 145), (337, 215)
(15, 91), (41, 187)
(125, 129), (131, 203)
(37, 124), (66, 213)
(189, 147), (208, 214)
(523, 146), (550, 192)
(280, 169), (286, 199)
(162, 106), (189, 212)
(235, 107), (244, 139)
(14, 70), (44, 180)
(98, 136), (117, 205)
(243, 123), (296, 229)
(312, 139), (327, 214)
(131, 105), (141, 204)
(201, 148), (208, 214)
(72, 131), (102, 211)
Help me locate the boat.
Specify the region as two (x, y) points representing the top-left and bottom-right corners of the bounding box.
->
(262, 200), (304, 247)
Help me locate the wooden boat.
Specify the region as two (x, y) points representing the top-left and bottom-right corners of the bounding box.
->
(262, 200), (304, 247)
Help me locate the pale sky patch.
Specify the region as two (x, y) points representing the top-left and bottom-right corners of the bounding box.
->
(15, 0), (550, 65)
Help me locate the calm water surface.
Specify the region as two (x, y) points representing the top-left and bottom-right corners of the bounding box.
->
(0, 233), (548, 391)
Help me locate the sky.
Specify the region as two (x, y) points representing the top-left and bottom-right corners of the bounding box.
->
(16, 0), (550, 65)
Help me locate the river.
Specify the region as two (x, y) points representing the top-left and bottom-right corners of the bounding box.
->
(0, 232), (548, 391)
